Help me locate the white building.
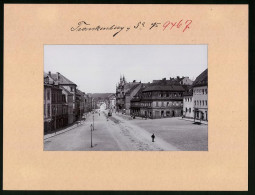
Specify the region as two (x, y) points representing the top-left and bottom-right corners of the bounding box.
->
(193, 69), (208, 121)
(180, 77), (193, 85)
(183, 89), (194, 118)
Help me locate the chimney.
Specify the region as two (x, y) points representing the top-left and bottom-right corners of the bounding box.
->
(48, 71), (51, 76)
(57, 72), (60, 80)
(133, 80), (136, 83)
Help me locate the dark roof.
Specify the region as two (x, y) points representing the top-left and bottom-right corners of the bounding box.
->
(193, 69), (208, 87)
(130, 84), (148, 102)
(76, 89), (85, 96)
(183, 85), (193, 96)
(142, 85), (185, 92)
(51, 72), (76, 86)
(126, 84), (140, 95)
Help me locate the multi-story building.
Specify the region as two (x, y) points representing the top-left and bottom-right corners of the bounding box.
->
(124, 83), (142, 115)
(193, 69), (208, 121)
(108, 94), (116, 110)
(60, 86), (74, 125)
(44, 75), (52, 132)
(76, 89), (86, 120)
(183, 88), (194, 118)
(116, 75), (126, 110)
(51, 82), (63, 130)
(84, 94), (91, 113)
(131, 84), (185, 119)
(116, 75), (142, 113)
(49, 72), (77, 123)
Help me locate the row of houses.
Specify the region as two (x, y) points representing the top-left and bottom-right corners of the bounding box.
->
(115, 69), (208, 121)
(44, 71), (96, 133)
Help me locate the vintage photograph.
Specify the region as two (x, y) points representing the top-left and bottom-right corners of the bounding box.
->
(44, 45), (208, 151)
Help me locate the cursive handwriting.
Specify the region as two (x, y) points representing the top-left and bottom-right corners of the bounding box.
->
(71, 21), (125, 37)
(70, 20), (192, 37)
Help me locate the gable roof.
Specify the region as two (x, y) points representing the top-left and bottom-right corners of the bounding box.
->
(126, 84), (141, 95)
(76, 89), (85, 96)
(50, 72), (77, 86)
(142, 85), (185, 92)
(193, 69), (208, 87)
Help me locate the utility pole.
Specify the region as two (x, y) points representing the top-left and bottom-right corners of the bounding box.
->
(90, 124), (93, 148)
(93, 114), (94, 130)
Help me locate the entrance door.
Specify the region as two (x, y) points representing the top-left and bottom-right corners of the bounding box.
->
(172, 110), (175, 117)
(161, 111), (164, 117)
(155, 111), (160, 118)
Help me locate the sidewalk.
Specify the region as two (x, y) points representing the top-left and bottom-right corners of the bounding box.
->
(44, 113), (91, 139)
(179, 117), (208, 125)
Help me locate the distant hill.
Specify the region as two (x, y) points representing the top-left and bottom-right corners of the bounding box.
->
(88, 93), (114, 99)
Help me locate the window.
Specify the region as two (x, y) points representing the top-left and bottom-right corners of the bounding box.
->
(194, 101), (196, 106)
(205, 100), (207, 106)
(186, 107), (188, 112)
(202, 100), (204, 106)
(44, 104), (46, 116)
(205, 89), (208, 94)
(189, 108), (191, 113)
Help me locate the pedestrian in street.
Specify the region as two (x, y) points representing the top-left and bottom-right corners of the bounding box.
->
(151, 133), (155, 142)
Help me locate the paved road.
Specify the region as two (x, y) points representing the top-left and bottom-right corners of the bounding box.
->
(44, 111), (178, 151)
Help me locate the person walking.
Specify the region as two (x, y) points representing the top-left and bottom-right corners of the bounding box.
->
(151, 133), (155, 142)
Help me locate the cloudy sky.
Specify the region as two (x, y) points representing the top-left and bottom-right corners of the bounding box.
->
(44, 45), (207, 93)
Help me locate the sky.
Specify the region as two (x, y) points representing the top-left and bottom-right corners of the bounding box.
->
(44, 45), (207, 93)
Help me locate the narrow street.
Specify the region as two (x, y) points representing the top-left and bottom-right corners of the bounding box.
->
(44, 110), (180, 151)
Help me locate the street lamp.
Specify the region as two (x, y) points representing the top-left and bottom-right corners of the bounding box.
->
(90, 124), (93, 148)
(93, 113), (94, 130)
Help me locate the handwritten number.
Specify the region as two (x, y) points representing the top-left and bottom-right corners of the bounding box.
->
(183, 20), (192, 32)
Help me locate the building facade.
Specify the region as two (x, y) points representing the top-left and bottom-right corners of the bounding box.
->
(183, 91), (194, 118)
(108, 94), (116, 110)
(116, 75), (142, 114)
(193, 69), (208, 121)
(44, 76), (52, 132)
(49, 72), (78, 123)
(131, 85), (185, 119)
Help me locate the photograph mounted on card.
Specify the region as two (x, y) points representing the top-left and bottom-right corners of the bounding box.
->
(3, 4), (248, 191)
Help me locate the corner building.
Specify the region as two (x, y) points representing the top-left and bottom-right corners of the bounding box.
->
(193, 69), (208, 121)
(131, 85), (185, 119)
